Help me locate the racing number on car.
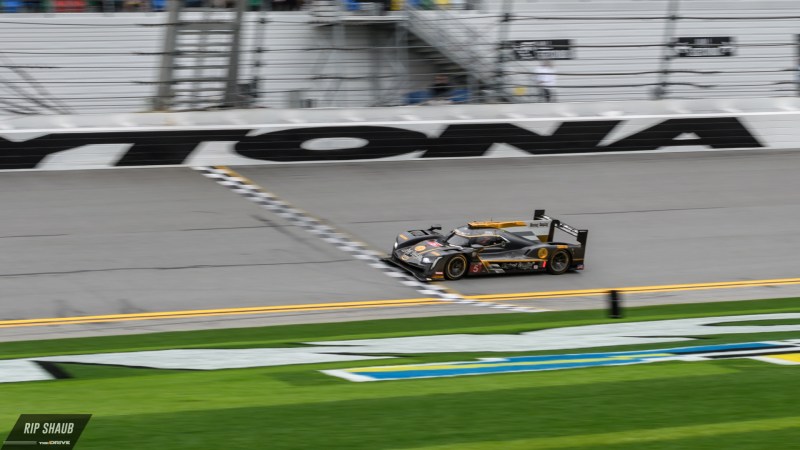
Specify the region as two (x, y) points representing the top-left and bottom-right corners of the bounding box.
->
(538, 248), (549, 259)
(470, 263), (483, 273)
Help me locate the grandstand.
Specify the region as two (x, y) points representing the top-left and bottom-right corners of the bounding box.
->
(0, 0), (797, 115)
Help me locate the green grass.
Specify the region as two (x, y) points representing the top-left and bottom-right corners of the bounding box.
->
(1, 298), (799, 449)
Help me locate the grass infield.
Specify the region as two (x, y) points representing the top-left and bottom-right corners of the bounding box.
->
(1, 298), (799, 449)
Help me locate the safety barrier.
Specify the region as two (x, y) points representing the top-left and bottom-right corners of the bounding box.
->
(0, 97), (798, 170)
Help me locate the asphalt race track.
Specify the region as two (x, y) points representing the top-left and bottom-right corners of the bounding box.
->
(2, 149), (800, 340)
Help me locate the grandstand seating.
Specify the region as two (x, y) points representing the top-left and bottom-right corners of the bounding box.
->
(416, 0), (800, 101)
(405, 90), (431, 104)
(1, 0), (22, 12)
(53, 0), (85, 11)
(0, 0), (294, 12)
(404, 87), (470, 105)
(0, 1), (796, 114)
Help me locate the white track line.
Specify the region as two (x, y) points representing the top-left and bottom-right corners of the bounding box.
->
(195, 166), (545, 313)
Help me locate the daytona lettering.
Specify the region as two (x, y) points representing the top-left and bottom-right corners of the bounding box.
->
(0, 117), (763, 169)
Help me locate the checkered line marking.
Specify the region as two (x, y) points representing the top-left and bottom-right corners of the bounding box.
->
(195, 166), (543, 313)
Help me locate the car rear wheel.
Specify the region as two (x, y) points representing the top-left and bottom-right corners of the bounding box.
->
(547, 250), (571, 275)
(444, 254), (468, 280)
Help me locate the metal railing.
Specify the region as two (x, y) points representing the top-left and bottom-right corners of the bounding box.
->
(405, 2), (531, 102)
(1, 0), (799, 116)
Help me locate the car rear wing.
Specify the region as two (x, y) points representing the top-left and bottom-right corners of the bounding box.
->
(534, 209), (588, 253)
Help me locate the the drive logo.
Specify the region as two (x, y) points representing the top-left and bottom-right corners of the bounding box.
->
(2, 415), (90, 449)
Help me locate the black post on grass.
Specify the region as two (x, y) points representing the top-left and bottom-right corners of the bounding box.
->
(608, 290), (623, 319)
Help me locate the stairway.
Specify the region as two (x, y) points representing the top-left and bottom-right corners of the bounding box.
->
(405, 5), (518, 102)
(154, 0), (247, 111)
(308, 1), (518, 104)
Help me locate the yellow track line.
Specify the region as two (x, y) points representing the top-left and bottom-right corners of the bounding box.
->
(2, 277), (799, 329)
(470, 277), (800, 300)
(0, 298), (443, 328)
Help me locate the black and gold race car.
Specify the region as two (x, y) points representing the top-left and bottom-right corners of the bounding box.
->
(384, 210), (587, 281)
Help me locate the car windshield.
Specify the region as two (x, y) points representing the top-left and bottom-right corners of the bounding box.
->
(445, 233), (471, 247)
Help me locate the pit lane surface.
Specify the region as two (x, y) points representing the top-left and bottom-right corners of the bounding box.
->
(2, 149), (800, 340)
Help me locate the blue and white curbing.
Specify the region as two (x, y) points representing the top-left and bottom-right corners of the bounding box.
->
(195, 166), (540, 313)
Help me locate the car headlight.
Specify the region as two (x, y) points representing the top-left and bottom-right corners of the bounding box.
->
(421, 257), (432, 264)
(393, 242), (398, 249)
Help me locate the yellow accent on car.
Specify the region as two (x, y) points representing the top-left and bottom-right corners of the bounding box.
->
(468, 220), (527, 229)
(538, 248), (549, 259)
(482, 259), (543, 263)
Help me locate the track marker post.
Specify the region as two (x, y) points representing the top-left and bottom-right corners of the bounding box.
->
(608, 289), (623, 319)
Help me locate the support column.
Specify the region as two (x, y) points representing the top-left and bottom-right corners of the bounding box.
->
(796, 34), (800, 96)
(223, 0), (248, 107)
(154, 0), (181, 110)
(654, 0), (680, 100)
(495, 0), (512, 102)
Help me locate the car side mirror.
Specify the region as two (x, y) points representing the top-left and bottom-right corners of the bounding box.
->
(429, 224), (442, 232)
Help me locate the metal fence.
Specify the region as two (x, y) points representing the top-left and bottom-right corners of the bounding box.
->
(0, 0), (798, 116)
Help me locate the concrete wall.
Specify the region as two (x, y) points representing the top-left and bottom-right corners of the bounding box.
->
(1, 97), (798, 170)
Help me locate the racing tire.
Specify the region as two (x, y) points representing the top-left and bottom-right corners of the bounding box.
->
(444, 254), (468, 280)
(547, 249), (572, 275)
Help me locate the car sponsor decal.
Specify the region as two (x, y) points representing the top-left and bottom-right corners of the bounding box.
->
(323, 340), (800, 382)
(414, 245), (426, 252)
(538, 248), (549, 259)
(427, 241), (443, 247)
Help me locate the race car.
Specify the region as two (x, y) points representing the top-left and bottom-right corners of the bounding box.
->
(383, 210), (587, 281)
